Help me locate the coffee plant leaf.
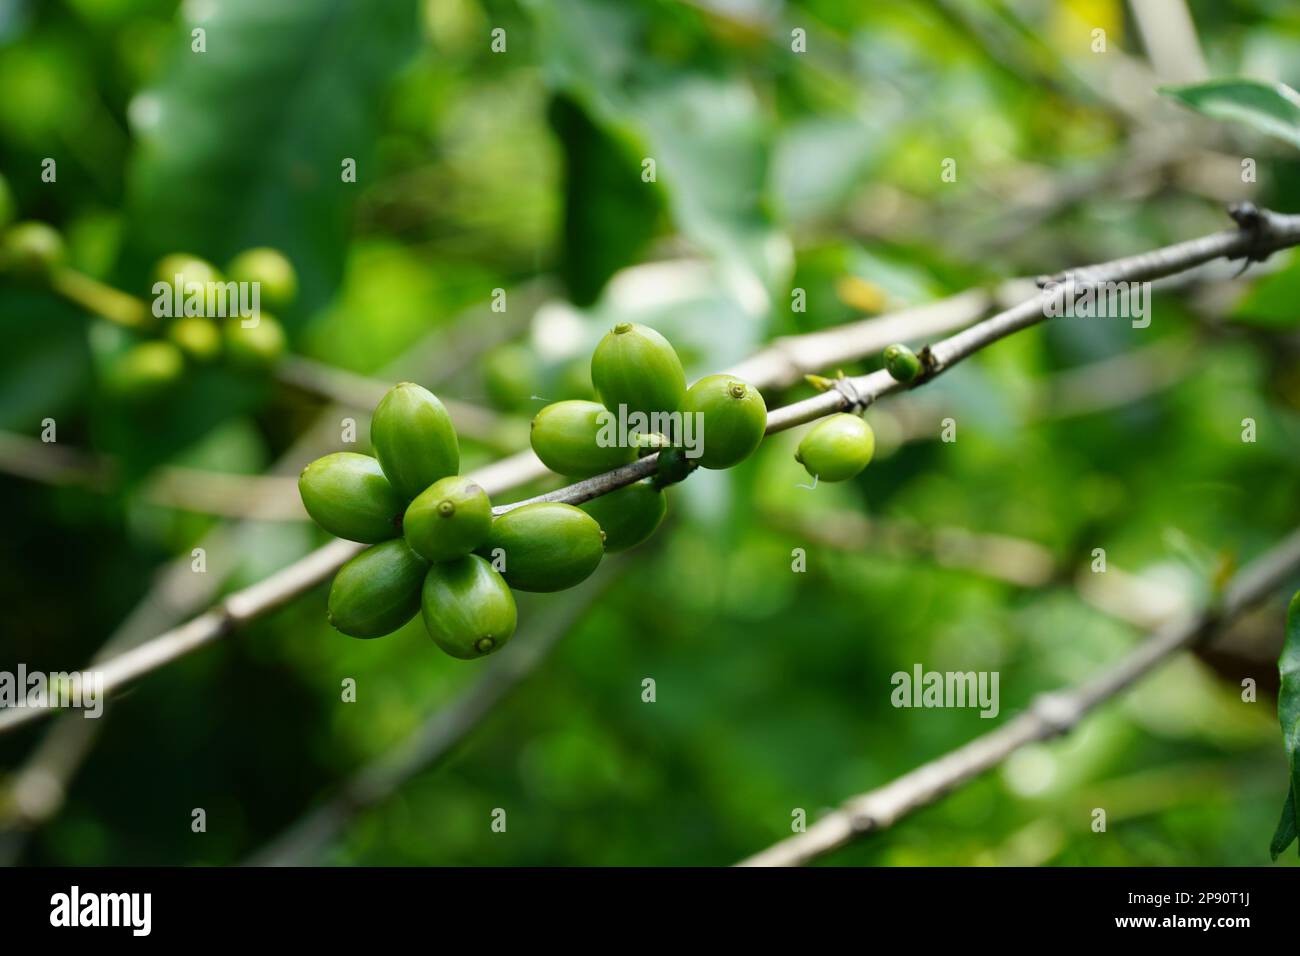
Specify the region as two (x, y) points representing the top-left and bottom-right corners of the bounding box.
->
(1269, 591), (1300, 858)
(1160, 78), (1300, 150)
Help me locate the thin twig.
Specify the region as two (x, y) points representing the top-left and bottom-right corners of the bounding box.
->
(1024, 337), (1195, 422)
(736, 525), (1300, 866)
(0, 429), (305, 519)
(767, 505), (1190, 631)
(866, 335), (1197, 454)
(4, 206), (1296, 737)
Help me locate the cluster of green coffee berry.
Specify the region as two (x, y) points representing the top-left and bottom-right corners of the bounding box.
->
(0, 172), (296, 402)
(298, 324), (913, 660)
(531, 320), (894, 488)
(92, 249), (296, 402)
(298, 378), (619, 660)
(133, 249), (296, 390)
(529, 321), (770, 523)
(299, 323), (771, 659)
(298, 383), (517, 658)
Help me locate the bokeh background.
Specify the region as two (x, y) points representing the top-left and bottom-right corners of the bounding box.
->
(2, 0), (1300, 866)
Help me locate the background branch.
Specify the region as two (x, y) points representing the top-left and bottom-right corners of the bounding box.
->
(737, 525), (1300, 866)
(274, 355), (524, 452)
(763, 508), (1188, 627)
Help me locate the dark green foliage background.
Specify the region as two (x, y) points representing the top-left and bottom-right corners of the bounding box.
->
(1, 0), (1299, 866)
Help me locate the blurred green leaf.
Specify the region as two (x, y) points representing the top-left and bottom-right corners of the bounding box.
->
(1270, 591), (1300, 859)
(1160, 78), (1300, 150)
(524, 0), (789, 305)
(548, 93), (663, 306)
(0, 288), (91, 431)
(1271, 783), (1298, 861)
(773, 118), (883, 225)
(124, 0), (421, 314)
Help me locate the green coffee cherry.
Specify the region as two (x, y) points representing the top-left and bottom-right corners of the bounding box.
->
(1, 222), (65, 280)
(404, 475), (492, 563)
(883, 343), (922, 383)
(226, 247), (298, 311)
(370, 382), (460, 502)
(796, 414), (875, 482)
(327, 539), (428, 638)
(298, 452), (405, 543)
(0, 173), (13, 231)
(590, 322), (686, 418)
(153, 253), (220, 291)
(680, 374), (767, 469)
(223, 315), (286, 370)
(104, 341), (185, 401)
(530, 399), (636, 477)
(579, 481), (666, 553)
(482, 502), (604, 592)
(421, 555), (517, 659)
(167, 316), (223, 362)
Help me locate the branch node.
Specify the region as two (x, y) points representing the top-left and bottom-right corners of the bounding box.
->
(833, 376), (869, 412)
(1227, 200), (1260, 230)
(1227, 201), (1270, 276)
(917, 345), (939, 379)
(846, 808), (880, 835)
(213, 601), (241, 637)
(1029, 691), (1083, 735)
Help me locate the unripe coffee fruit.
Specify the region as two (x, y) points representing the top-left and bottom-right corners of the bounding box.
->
(2, 222), (65, 280)
(370, 382), (459, 501)
(327, 539), (428, 638)
(482, 502), (604, 592)
(404, 475), (492, 563)
(168, 316), (222, 362)
(153, 253), (220, 291)
(298, 452), (405, 543)
(590, 322), (686, 419)
(421, 555), (517, 659)
(223, 315), (286, 370)
(883, 343), (922, 383)
(579, 481), (666, 552)
(226, 247), (298, 311)
(796, 414), (875, 482)
(680, 374), (767, 469)
(530, 400), (636, 477)
(104, 341), (185, 401)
